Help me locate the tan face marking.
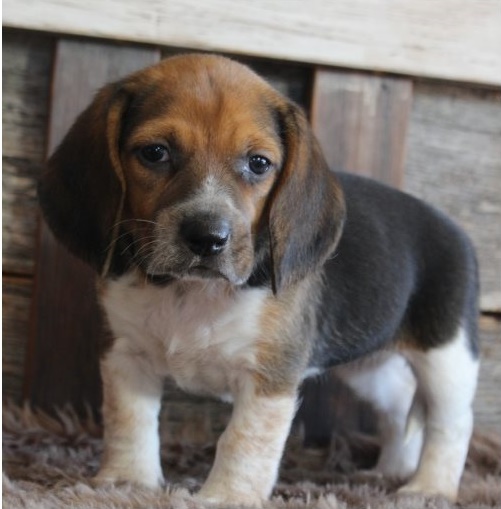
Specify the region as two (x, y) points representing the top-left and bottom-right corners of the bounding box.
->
(116, 56), (285, 284)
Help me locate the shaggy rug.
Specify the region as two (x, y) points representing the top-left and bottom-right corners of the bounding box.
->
(2, 402), (501, 509)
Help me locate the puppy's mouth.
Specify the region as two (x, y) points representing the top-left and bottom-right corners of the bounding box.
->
(146, 265), (232, 286)
(137, 218), (254, 287)
(145, 273), (175, 286)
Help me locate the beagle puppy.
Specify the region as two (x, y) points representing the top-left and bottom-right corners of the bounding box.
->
(38, 54), (479, 506)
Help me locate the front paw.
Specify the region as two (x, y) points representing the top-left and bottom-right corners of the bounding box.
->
(93, 465), (165, 490)
(198, 483), (263, 508)
(397, 479), (457, 502)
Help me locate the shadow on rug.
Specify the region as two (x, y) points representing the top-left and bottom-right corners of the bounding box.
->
(2, 402), (500, 509)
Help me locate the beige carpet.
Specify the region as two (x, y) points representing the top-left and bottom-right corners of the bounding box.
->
(2, 402), (500, 509)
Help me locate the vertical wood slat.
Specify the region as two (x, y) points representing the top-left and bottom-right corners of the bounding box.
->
(311, 69), (413, 188)
(298, 68), (414, 446)
(26, 39), (160, 414)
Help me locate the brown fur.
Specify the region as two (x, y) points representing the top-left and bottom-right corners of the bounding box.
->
(254, 280), (318, 395)
(111, 56), (287, 278)
(39, 53), (345, 290)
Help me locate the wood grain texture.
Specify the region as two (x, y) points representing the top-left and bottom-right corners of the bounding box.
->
(405, 83), (501, 312)
(27, 39), (160, 413)
(2, 278), (33, 402)
(2, 30), (53, 276)
(474, 316), (501, 432)
(311, 69), (413, 188)
(4, 0), (501, 86)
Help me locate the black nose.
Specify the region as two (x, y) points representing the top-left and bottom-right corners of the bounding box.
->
(180, 215), (231, 257)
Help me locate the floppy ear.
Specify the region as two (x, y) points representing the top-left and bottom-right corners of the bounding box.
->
(268, 102), (345, 293)
(38, 84), (129, 277)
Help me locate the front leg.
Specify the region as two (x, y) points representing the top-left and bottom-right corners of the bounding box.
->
(199, 379), (297, 507)
(95, 339), (164, 488)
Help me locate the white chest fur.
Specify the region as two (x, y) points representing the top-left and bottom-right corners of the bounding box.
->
(101, 274), (270, 397)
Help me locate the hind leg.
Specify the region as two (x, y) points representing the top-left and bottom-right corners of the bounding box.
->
(400, 326), (479, 500)
(336, 353), (424, 480)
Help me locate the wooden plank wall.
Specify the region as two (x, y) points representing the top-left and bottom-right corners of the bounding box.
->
(311, 70), (413, 187)
(27, 40), (161, 415)
(4, 0), (501, 86)
(405, 83), (501, 311)
(2, 28), (501, 433)
(3, 31), (53, 400)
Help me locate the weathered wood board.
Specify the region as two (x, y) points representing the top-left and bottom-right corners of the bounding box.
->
(2, 31), (54, 401)
(474, 317), (501, 433)
(2, 278), (33, 400)
(405, 83), (501, 312)
(311, 69), (413, 188)
(4, 0), (501, 86)
(2, 30), (53, 276)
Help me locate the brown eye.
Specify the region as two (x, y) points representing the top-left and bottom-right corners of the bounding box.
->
(138, 144), (170, 165)
(249, 155), (271, 175)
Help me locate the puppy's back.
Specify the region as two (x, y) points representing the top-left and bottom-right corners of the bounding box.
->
(311, 172), (478, 368)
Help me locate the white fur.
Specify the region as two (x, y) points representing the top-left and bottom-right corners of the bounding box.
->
(96, 344), (164, 487)
(102, 272), (269, 397)
(335, 353), (423, 480)
(99, 272), (296, 501)
(400, 326), (479, 500)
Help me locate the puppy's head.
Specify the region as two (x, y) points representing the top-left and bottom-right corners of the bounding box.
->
(39, 54), (345, 293)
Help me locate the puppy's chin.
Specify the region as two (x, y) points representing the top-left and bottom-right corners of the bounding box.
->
(146, 265), (248, 287)
(142, 245), (255, 287)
